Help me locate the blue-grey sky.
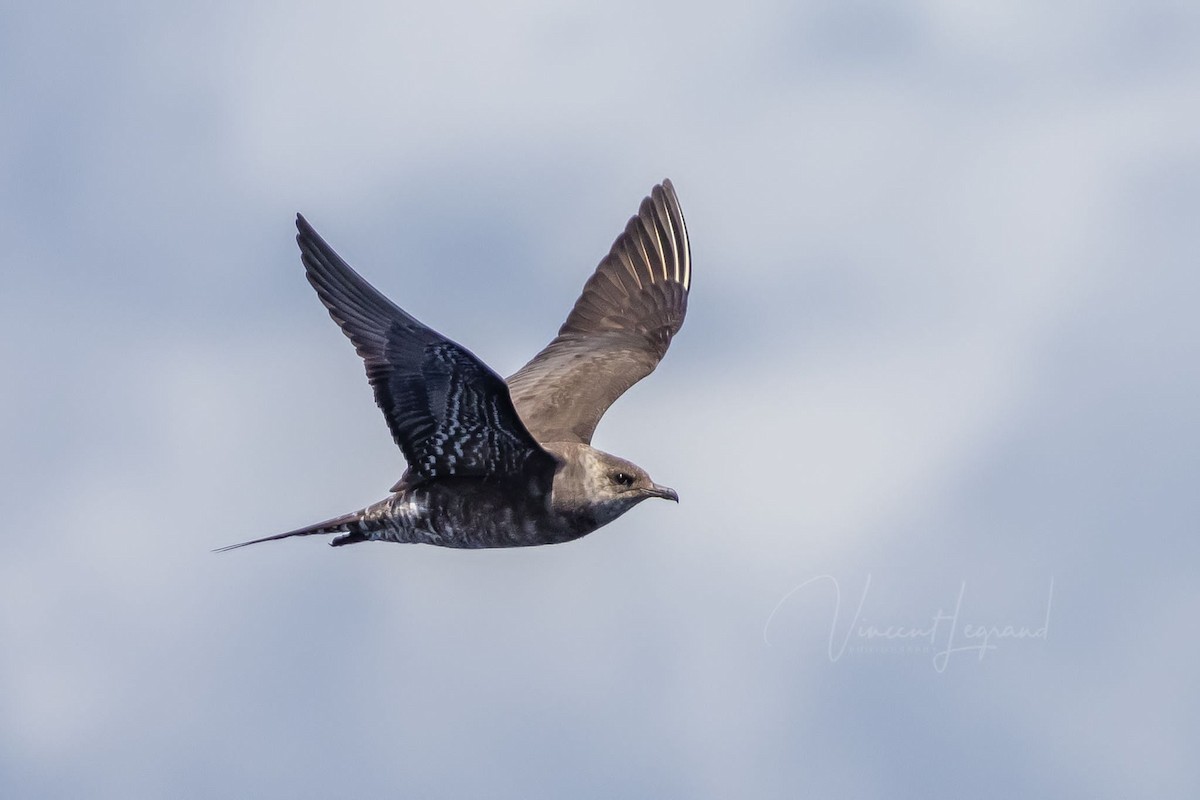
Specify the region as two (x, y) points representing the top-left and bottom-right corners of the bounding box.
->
(2, 1), (1198, 797)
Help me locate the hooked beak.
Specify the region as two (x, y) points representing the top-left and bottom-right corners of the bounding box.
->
(646, 483), (679, 503)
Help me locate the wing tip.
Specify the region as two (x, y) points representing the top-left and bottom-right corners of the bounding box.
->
(295, 212), (313, 237)
(639, 178), (690, 291)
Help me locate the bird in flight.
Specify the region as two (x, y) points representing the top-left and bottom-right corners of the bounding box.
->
(219, 180), (690, 551)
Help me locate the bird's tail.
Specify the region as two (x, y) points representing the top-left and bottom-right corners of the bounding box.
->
(213, 509), (370, 552)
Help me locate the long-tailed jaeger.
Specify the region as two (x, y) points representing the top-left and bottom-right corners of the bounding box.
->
(218, 179), (690, 551)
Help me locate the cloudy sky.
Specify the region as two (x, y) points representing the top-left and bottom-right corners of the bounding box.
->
(2, 1), (1198, 797)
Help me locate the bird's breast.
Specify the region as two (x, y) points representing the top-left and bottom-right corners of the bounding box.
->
(377, 480), (586, 548)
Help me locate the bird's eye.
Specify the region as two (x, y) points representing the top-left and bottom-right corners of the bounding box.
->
(612, 471), (634, 487)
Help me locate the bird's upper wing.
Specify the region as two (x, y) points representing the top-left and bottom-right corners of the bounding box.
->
(506, 180), (690, 444)
(297, 215), (558, 488)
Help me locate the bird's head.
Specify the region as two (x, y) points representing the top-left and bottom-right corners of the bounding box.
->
(546, 443), (678, 527)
